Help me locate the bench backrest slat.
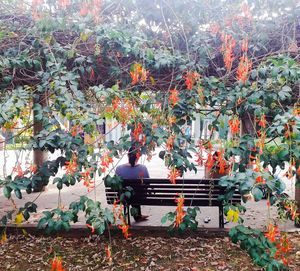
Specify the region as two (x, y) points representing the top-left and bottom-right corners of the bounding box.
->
(105, 178), (241, 207)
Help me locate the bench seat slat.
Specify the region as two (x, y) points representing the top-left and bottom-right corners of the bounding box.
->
(120, 185), (223, 190)
(107, 199), (223, 206)
(106, 196), (241, 203)
(122, 179), (219, 185)
(106, 189), (240, 197)
(106, 188), (226, 193)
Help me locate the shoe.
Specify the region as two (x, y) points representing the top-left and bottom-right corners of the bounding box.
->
(134, 215), (149, 222)
(204, 216), (211, 223)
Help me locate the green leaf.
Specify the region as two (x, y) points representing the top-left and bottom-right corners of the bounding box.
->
(14, 189), (22, 199)
(37, 217), (48, 229)
(3, 186), (12, 199)
(161, 214), (168, 224)
(252, 187), (264, 201)
(159, 150), (166, 160)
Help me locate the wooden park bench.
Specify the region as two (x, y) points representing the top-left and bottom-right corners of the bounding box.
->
(105, 178), (241, 228)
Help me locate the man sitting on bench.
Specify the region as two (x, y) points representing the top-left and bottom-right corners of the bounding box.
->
(116, 146), (150, 222)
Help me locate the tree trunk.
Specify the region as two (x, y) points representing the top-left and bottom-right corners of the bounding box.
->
(33, 91), (47, 192)
(295, 175), (300, 227)
(241, 113), (255, 135)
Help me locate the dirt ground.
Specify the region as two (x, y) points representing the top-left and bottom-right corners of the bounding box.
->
(0, 230), (299, 271)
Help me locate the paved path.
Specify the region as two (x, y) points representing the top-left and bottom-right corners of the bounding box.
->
(0, 149), (297, 231)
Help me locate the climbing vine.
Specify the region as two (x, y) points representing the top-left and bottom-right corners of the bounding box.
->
(0, 0), (300, 270)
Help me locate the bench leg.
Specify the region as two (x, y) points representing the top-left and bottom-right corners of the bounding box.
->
(123, 204), (131, 226)
(127, 205), (130, 225)
(219, 206), (224, 228)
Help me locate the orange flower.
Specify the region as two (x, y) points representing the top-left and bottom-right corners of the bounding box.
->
(80, 2), (89, 16)
(133, 123), (143, 142)
(217, 149), (227, 174)
(167, 168), (181, 184)
(119, 223), (130, 239)
(205, 152), (214, 172)
(253, 158), (266, 184)
(169, 89), (179, 107)
(264, 223), (280, 243)
(51, 256), (64, 271)
(174, 194), (185, 227)
(105, 245), (113, 263)
(204, 141), (214, 171)
(64, 157), (77, 175)
(275, 234), (291, 266)
(184, 71), (200, 90)
(256, 130), (266, 154)
(166, 136), (175, 152)
(70, 125), (82, 137)
(221, 33), (236, 70)
(258, 114), (267, 128)
(100, 152), (113, 172)
(112, 97), (120, 110)
(112, 200), (130, 238)
(255, 175), (265, 184)
(80, 168), (95, 191)
(13, 164), (24, 177)
(26, 163), (38, 174)
(277, 234), (291, 254)
(168, 116), (176, 125)
(86, 223), (95, 233)
(236, 54), (252, 84)
(228, 116), (240, 135)
(284, 203), (298, 221)
(130, 63), (147, 84)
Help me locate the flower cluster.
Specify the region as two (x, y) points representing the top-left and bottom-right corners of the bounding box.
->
(133, 123), (143, 142)
(80, 167), (95, 191)
(64, 156), (78, 175)
(100, 152), (113, 173)
(112, 200), (130, 239)
(236, 55), (252, 84)
(228, 115), (240, 135)
(169, 89), (179, 107)
(70, 125), (83, 137)
(167, 167), (181, 184)
(265, 224), (291, 266)
(166, 135), (175, 152)
(79, 0), (102, 22)
(184, 71), (200, 90)
(105, 97), (136, 126)
(174, 194), (185, 227)
(221, 33), (236, 70)
(130, 63), (147, 84)
(51, 256), (64, 271)
(105, 245), (113, 263)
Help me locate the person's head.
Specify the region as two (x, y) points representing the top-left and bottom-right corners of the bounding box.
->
(128, 145), (140, 167)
